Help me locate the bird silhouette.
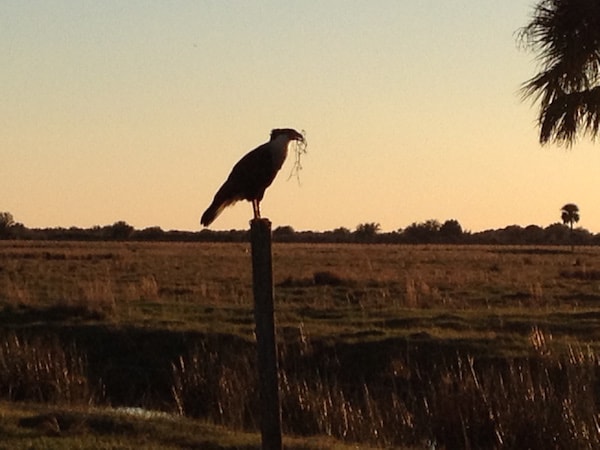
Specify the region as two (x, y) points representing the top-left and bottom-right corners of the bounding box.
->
(200, 128), (305, 226)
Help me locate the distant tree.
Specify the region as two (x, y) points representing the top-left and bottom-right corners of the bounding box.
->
(571, 226), (593, 246)
(0, 212), (15, 239)
(439, 219), (463, 243)
(561, 203), (580, 251)
(403, 220), (441, 243)
(518, 0), (600, 146)
(134, 226), (165, 241)
(354, 222), (381, 242)
(544, 222), (570, 244)
(273, 225), (295, 241)
(323, 227), (352, 243)
(333, 227), (351, 235)
(561, 203), (580, 230)
(107, 221), (134, 240)
(7, 222), (29, 240)
(332, 227), (351, 237)
(523, 224), (545, 244)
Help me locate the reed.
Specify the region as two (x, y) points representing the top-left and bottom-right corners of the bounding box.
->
(170, 327), (600, 449)
(0, 332), (96, 404)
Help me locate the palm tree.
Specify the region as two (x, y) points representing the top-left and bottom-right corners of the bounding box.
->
(561, 203), (580, 229)
(518, 0), (600, 146)
(561, 203), (580, 251)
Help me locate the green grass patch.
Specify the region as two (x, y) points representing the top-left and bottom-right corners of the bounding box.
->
(0, 401), (394, 450)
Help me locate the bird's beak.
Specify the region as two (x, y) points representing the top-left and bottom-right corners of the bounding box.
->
(294, 130), (305, 142)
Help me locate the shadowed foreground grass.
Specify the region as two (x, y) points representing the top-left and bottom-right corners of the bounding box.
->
(0, 401), (396, 450)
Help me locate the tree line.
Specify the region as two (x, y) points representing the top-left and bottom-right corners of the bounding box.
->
(1, 213), (599, 246)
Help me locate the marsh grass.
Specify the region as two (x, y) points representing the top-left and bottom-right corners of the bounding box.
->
(0, 332), (95, 404)
(3, 242), (600, 448)
(2, 324), (600, 448)
(168, 326), (600, 449)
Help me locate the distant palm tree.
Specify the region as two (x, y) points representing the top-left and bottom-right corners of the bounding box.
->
(561, 203), (580, 230)
(518, 0), (600, 146)
(561, 203), (580, 251)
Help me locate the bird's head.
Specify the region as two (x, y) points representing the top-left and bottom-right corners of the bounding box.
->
(270, 128), (305, 143)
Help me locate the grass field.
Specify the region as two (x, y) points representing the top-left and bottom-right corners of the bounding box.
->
(0, 401), (391, 450)
(2, 241), (600, 448)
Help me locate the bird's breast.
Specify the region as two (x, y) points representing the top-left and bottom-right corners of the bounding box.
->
(268, 141), (289, 171)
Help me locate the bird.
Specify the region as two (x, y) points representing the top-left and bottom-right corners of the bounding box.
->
(200, 128), (305, 227)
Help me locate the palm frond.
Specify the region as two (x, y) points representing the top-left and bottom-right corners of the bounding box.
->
(539, 87), (600, 145)
(519, 0), (600, 145)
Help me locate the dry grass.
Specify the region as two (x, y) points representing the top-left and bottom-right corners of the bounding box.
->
(2, 241), (599, 324)
(0, 332), (95, 404)
(1, 400), (389, 450)
(3, 241), (600, 448)
(170, 326), (600, 449)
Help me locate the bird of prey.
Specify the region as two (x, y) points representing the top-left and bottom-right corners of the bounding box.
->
(200, 128), (305, 227)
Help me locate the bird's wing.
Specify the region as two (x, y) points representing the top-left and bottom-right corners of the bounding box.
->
(200, 141), (283, 226)
(224, 143), (276, 199)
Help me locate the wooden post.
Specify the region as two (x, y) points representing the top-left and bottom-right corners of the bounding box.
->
(250, 218), (282, 450)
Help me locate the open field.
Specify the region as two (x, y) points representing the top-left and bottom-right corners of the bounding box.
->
(2, 241), (600, 448)
(3, 241), (600, 347)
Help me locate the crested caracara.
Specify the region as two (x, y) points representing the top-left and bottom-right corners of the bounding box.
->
(200, 128), (305, 226)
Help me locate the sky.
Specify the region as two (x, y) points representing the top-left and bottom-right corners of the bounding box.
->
(3, 1), (600, 233)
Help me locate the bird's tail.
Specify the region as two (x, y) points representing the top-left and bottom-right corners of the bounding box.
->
(200, 201), (225, 227)
(200, 185), (239, 227)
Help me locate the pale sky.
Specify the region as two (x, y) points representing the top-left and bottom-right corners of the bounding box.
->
(3, 1), (600, 233)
